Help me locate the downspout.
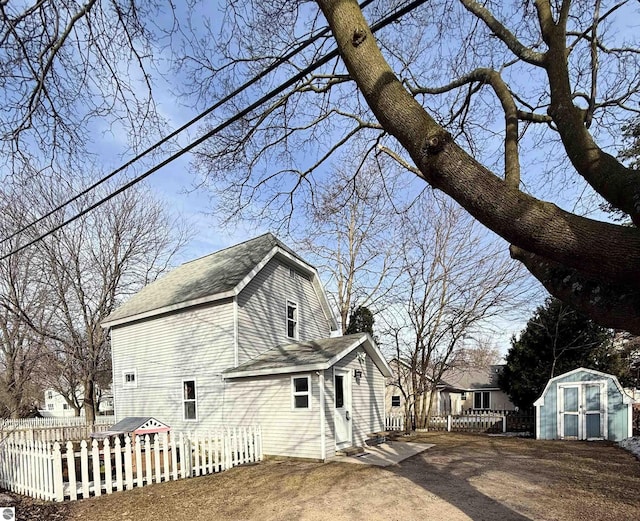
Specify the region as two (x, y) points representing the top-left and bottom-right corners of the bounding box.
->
(320, 370), (326, 460)
(233, 297), (239, 367)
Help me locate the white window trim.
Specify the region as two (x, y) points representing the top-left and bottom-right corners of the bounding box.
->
(474, 390), (491, 410)
(123, 369), (137, 389)
(182, 378), (198, 421)
(291, 375), (311, 410)
(286, 299), (299, 340)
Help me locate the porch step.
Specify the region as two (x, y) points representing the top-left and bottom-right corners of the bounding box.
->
(336, 446), (365, 457)
(365, 431), (388, 446)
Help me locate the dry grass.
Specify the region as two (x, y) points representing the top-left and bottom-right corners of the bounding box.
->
(7, 432), (640, 520)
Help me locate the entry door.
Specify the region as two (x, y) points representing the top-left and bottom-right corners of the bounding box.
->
(558, 382), (605, 440)
(334, 369), (352, 448)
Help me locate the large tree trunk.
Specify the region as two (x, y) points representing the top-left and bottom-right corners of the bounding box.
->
(317, 0), (640, 333)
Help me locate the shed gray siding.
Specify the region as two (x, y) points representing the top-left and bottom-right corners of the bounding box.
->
(236, 258), (331, 364)
(110, 298), (235, 431)
(536, 369), (631, 442)
(221, 373), (323, 459)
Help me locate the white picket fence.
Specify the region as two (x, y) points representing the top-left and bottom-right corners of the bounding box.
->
(385, 415), (405, 431)
(1, 416), (115, 429)
(2, 422), (114, 444)
(0, 426), (262, 502)
(386, 412), (506, 433)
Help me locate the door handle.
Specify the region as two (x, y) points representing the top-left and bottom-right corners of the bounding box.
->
(346, 411), (350, 421)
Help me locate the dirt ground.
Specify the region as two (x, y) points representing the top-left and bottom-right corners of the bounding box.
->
(6, 432), (640, 521)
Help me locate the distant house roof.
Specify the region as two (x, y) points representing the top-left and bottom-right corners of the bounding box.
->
(102, 233), (337, 329)
(437, 365), (504, 391)
(223, 333), (392, 378)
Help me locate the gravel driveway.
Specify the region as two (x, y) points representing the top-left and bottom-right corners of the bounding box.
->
(6, 432), (640, 521)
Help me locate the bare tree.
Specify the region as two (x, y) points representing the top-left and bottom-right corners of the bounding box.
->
(0, 195), (52, 418)
(297, 162), (405, 332)
(3, 1), (640, 333)
(4, 175), (188, 422)
(182, 1), (640, 334)
(0, 0), (171, 177)
(382, 195), (526, 429)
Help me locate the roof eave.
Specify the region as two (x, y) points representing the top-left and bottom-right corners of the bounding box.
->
(101, 291), (236, 328)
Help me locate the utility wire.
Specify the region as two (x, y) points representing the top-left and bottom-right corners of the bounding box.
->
(0, 0), (376, 246)
(1, 0), (427, 261)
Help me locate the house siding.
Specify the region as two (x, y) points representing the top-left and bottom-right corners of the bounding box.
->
(236, 258), (330, 364)
(536, 369), (631, 442)
(221, 373), (323, 459)
(335, 349), (386, 447)
(110, 299), (235, 431)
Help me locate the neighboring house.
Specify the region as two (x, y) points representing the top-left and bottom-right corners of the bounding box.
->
(40, 387), (114, 418)
(534, 367), (635, 442)
(101, 233), (391, 460)
(386, 360), (515, 418)
(437, 365), (515, 414)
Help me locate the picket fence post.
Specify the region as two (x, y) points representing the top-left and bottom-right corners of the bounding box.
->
(52, 442), (64, 502)
(124, 435), (134, 490)
(80, 440), (89, 498)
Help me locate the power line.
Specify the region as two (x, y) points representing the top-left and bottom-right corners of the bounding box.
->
(0, 0), (376, 246)
(0, 0), (427, 261)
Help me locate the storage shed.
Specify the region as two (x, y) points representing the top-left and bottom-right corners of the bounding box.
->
(534, 367), (634, 441)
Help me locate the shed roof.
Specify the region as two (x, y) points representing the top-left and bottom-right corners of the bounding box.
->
(534, 367), (636, 407)
(102, 233), (336, 329)
(223, 333), (392, 378)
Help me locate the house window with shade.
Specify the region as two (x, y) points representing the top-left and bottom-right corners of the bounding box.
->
(286, 300), (298, 339)
(183, 379), (197, 420)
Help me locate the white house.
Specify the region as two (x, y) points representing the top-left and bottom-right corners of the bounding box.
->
(40, 387), (114, 418)
(386, 359), (515, 420)
(102, 233), (391, 460)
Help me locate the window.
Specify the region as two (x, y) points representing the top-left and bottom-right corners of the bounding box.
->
(123, 370), (137, 388)
(391, 395), (401, 407)
(47, 403), (54, 410)
(292, 376), (310, 409)
(183, 380), (197, 420)
(286, 300), (298, 339)
(63, 404), (69, 410)
(461, 392), (467, 400)
(335, 375), (344, 408)
(474, 391), (491, 410)
(47, 391), (53, 400)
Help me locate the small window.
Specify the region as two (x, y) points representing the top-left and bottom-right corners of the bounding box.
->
(292, 376), (310, 409)
(289, 267), (296, 278)
(391, 395), (401, 407)
(123, 370), (137, 388)
(183, 380), (197, 420)
(62, 404), (69, 410)
(47, 391), (53, 400)
(474, 391), (491, 410)
(47, 403), (54, 410)
(286, 300), (298, 339)
(461, 392), (467, 400)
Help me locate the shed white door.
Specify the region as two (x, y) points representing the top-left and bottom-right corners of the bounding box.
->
(334, 369), (352, 449)
(558, 382), (606, 440)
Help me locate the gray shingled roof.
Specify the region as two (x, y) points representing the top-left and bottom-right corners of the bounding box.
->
(104, 233), (303, 324)
(438, 365), (504, 390)
(224, 334), (369, 377)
